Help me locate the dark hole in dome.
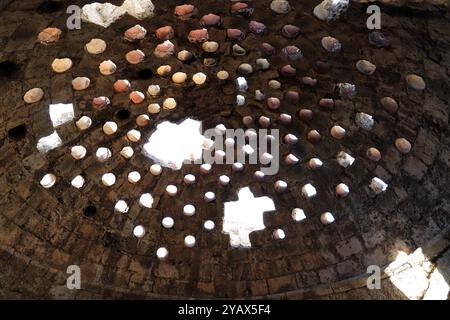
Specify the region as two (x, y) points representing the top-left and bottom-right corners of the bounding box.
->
(0, 61), (20, 78)
(8, 124), (27, 140)
(137, 68), (153, 79)
(116, 109), (131, 120)
(37, 0), (63, 14)
(84, 205), (97, 217)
